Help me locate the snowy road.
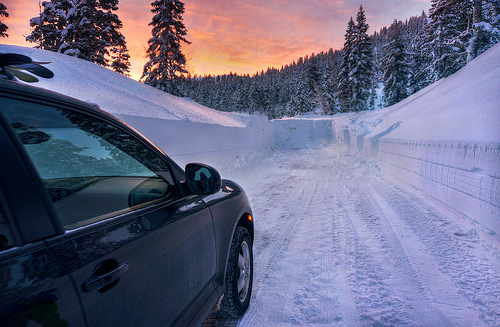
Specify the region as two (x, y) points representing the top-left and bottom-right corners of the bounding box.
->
(204, 147), (500, 327)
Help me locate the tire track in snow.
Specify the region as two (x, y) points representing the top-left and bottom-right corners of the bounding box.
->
(203, 159), (302, 327)
(330, 194), (362, 326)
(238, 164), (312, 326)
(204, 149), (500, 327)
(370, 179), (500, 327)
(366, 180), (485, 326)
(353, 181), (456, 326)
(334, 175), (411, 327)
(239, 151), (345, 326)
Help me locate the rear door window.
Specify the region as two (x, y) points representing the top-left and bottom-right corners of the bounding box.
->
(2, 99), (177, 229)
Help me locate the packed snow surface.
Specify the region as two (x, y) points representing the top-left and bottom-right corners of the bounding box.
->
(210, 148), (500, 327)
(1, 44), (499, 326)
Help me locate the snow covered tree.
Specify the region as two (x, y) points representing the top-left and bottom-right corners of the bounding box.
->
(0, 3), (8, 38)
(336, 17), (356, 112)
(351, 5), (374, 111)
(27, 0), (130, 70)
(27, 0), (71, 51)
(467, 0), (500, 61)
(424, 0), (469, 80)
(306, 54), (323, 112)
(321, 49), (341, 114)
(382, 20), (411, 106)
(110, 44), (131, 75)
(336, 6), (374, 112)
(290, 73), (313, 115)
(406, 12), (431, 93)
(142, 0), (191, 95)
(59, 0), (128, 66)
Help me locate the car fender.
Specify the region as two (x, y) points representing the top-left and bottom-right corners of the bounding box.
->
(201, 180), (253, 290)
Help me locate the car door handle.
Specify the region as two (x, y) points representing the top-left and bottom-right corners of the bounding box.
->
(82, 261), (129, 293)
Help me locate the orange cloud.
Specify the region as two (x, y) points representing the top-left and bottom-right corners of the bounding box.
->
(2, 0), (429, 80)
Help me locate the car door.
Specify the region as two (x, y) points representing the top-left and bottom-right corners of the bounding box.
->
(0, 111), (86, 326)
(1, 96), (217, 326)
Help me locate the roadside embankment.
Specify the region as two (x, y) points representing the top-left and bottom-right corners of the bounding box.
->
(373, 138), (499, 236)
(116, 113), (275, 171)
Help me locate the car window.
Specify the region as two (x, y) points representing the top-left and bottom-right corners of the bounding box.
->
(2, 99), (177, 230)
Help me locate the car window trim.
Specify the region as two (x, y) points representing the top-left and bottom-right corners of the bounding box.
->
(44, 193), (203, 248)
(62, 189), (180, 230)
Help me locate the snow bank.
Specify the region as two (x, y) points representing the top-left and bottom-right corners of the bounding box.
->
(364, 43), (500, 142)
(0, 45), (274, 170)
(375, 139), (499, 235)
(0, 45), (249, 127)
(115, 113), (274, 170)
(346, 43), (500, 236)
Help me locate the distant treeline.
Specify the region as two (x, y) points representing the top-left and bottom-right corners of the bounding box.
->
(182, 1), (500, 118)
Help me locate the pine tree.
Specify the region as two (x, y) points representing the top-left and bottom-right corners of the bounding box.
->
(336, 6), (374, 113)
(305, 53), (323, 112)
(290, 74), (313, 115)
(27, 0), (130, 71)
(382, 20), (411, 106)
(142, 0), (191, 95)
(351, 5), (374, 111)
(59, 0), (128, 66)
(27, 0), (71, 50)
(406, 11), (430, 93)
(111, 44), (131, 75)
(425, 0), (469, 80)
(467, 0), (500, 61)
(322, 49), (340, 114)
(0, 2), (8, 38)
(336, 17), (356, 112)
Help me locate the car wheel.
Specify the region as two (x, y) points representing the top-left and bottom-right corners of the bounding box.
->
(218, 226), (253, 318)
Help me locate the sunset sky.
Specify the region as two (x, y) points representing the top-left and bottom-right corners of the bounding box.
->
(2, 0), (429, 80)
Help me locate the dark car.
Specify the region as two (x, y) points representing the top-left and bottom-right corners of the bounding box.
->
(0, 73), (253, 326)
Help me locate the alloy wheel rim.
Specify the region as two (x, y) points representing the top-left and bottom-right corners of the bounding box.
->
(237, 240), (251, 302)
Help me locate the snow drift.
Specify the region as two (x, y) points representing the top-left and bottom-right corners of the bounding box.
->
(0, 44), (275, 168)
(345, 44), (500, 236)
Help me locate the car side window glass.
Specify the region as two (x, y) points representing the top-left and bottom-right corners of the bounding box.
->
(2, 99), (177, 230)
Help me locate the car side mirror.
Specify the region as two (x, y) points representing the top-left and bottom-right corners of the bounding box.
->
(185, 163), (222, 195)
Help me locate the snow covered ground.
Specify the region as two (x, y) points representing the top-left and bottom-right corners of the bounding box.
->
(215, 147), (500, 326)
(1, 44), (499, 326)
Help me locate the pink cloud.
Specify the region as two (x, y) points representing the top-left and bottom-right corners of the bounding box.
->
(2, 0), (430, 80)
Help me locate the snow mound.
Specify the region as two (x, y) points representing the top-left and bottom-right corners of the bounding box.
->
(362, 43), (500, 142)
(0, 45), (250, 128)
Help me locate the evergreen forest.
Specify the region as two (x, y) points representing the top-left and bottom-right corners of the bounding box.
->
(182, 1), (500, 118)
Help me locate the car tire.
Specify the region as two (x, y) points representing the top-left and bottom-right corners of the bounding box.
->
(218, 226), (253, 318)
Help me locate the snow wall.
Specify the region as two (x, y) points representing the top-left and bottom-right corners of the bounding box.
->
(273, 117), (499, 237)
(373, 139), (500, 236)
(273, 116), (350, 149)
(115, 114), (275, 171)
